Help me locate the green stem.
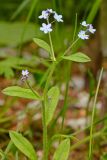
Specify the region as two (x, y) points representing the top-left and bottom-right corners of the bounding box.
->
(48, 131), (102, 153)
(25, 80), (41, 98)
(88, 68), (103, 160)
(42, 101), (48, 160)
(71, 131), (101, 151)
(72, 13), (78, 42)
(47, 20), (56, 61)
(63, 38), (79, 56)
(1, 141), (13, 160)
(61, 62), (71, 131)
(42, 62), (56, 160)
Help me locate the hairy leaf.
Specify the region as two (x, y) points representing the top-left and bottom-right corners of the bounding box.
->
(53, 139), (70, 160)
(33, 38), (51, 53)
(9, 131), (37, 160)
(45, 86), (60, 126)
(2, 86), (40, 100)
(63, 52), (91, 62)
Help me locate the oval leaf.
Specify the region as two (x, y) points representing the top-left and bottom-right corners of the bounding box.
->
(45, 86), (60, 126)
(33, 38), (51, 53)
(9, 131), (37, 160)
(53, 139), (70, 160)
(2, 86), (40, 100)
(63, 52), (91, 62)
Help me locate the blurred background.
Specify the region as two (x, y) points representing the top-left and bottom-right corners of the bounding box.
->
(1, 0), (107, 159)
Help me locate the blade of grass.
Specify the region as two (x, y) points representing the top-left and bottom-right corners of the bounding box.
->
(1, 141), (13, 160)
(72, 13), (78, 42)
(60, 62), (71, 132)
(88, 68), (103, 160)
(18, 0), (38, 56)
(11, 0), (30, 20)
(87, 0), (102, 23)
(71, 131), (102, 151)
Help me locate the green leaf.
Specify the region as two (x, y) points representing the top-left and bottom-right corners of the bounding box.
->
(9, 131), (37, 160)
(101, 153), (107, 160)
(53, 139), (70, 160)
(2, 86), (40, 100)
(33, 38), (51, 53)
(0, 22), (42, 46)
(63, 52), (91, 63)
(45, 86), (60, 126)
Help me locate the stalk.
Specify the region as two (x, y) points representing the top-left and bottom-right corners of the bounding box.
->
(88, 68), (103, 160)
(47, 19), (56, 61)
(63, 38), (79, 56)
(42, 62), (56, 160)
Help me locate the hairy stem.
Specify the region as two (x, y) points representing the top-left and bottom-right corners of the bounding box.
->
(63, 38), (79, 56)
(42, 62), (56, 160)
(47, 19), (56, 61)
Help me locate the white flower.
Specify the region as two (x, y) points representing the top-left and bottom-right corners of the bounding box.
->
(38, 10), (49, 19)
(40, 23), (52, 34)
(78, 30), (89, 40)
(81, 21), (89, 27)
(88, 24), (96, 34)
(46, 9), (53, 14)
(22, 70), (29, 76)
(38, 9), (53, 19)
(21, 70), (29, 81)
(54, 13), (63, 22)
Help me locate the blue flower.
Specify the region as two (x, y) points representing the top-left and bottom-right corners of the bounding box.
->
(40, 23), (52, 34)
(81, 21), (89, 27)
(39, 10), (49, 19)
(22, 70), (29, 76)
(54, 13), (63, 22)
(78, 30), (89, 40)
(88, 24), (96, 34)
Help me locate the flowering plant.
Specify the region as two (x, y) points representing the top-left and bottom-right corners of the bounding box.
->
(1, 8), (99, 160)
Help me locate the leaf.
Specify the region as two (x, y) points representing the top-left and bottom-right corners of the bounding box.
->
(2, 86), (40, 100)
(63, 52), (91, 63)
(45, 86), (60, 126)
(33, 38), (51, 53)
(53, 139), (70, 160)
(9, 131), (37, 160)
(0, 22), (42, 46)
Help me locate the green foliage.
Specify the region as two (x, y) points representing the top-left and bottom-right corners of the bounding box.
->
(53, 138), (70, 160)
(0, 1), (102, 159)
(33, 38), (51, 53)
(11, 0), (31, 20)
(63, 52), (91, 63)
(0, 56), (44, 79)
(0, 56), (26, 78)
(2, 86), (40, 100)
(45, 86), (60, 126)
(0, 149), (7, 160)
(0, 22), (41, 46)
(87, 0), (101, 23)
(9, 131), (37, 160)
(101, 153), (107, 160)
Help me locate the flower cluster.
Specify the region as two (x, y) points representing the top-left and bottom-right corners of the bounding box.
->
(78, 21), (96, 40)
(39, 9), (63, 34)
(21, 70), (29, 81)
